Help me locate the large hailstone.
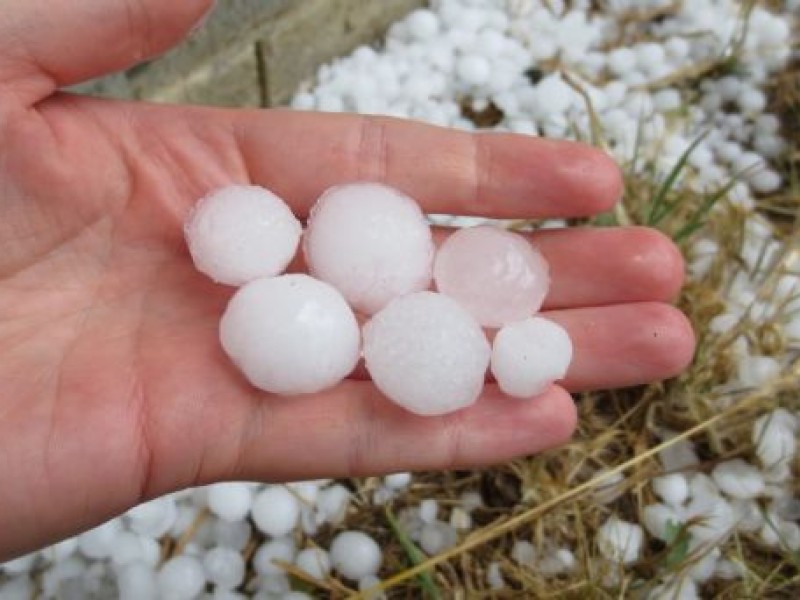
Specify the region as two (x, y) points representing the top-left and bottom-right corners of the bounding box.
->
(434, 225), (550, 327)
(491, 317), (573, 398)
(363, 291), (490, 416)
(185, 185), (302, 286)
(220, 274), (360, 395)
(303, 182), (435, 314)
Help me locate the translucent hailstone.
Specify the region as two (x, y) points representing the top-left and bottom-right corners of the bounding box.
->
(420, 521), (458, 554)
(295, 547), (332, 581)
(316, 484), (351, 524)
(157, 556), (206, 600)
(330, 531), (382, 581)
(251, 486), (300, 538)
(363, 292), (491, 416)
(711, 459), (766, 499)
(652, 473), (689, 507)
(434, 225), (550, 328)
(253, 537), (296, 577)
(303, 183), (434, 315)
(220, 274), (360, 395)
(511, 540), (536, 567)
(491, 317), (572, 398)
(206, 482), (253, 523)
(203, 547), (245, 589)
(596, 517), (644, 564)
(184, 185), (302, 286)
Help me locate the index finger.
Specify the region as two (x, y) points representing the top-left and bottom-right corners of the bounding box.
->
(230, 109), (623, 218)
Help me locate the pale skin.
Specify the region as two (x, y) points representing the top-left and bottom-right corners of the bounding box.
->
(0, 0), (695, 560)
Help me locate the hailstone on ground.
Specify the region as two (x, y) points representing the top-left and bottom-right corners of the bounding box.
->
(434, 225), (550, 327)
(490, 317), (573, 398)
(185, 185), (302, 286)
(363, 291), (491, 416)
(220, 274), (360, 395)
(304, 182), (435, 314)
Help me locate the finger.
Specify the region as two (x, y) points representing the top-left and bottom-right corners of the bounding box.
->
(548, 302), (696, 392)
(226, 383), (578, 482)
(0, 0), (213, 106)
(227, 109), (624, 219)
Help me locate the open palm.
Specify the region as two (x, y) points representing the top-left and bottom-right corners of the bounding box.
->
(0, 0), (694, 559)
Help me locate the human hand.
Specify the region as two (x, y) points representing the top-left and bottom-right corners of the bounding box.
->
(0, 0), (694, 559)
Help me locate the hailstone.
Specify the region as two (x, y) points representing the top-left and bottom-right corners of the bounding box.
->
(363, 291), (491, 416)
(303, 183), (435, 314)
(490, 317), (572, 398)
(220, 274), (360, 395)
(185, 185), (302, 286)
(434, 225), (550, 327)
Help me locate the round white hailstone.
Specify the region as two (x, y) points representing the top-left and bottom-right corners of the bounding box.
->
(1, 552), (37, 574)
(711, 459), (766, 499)
(363, 292), (490, 416)
(635, 43), (666, 72)
(737, 355), (780, 388)
(734, 151), (766, 175)
(220, 274), (360, 395)
(257, 573), (291, 595)
(126, 496), (177, 539)
(709, 313), (739, 335)
(77, 518), (123, 560)
(358, 575), (386, 600)
(511, 540), (536, 567)
(184, 185), (302, 286)
(303, 183), (434, 315)
(449, 507), (472, 530)
(286, 481), (321, 506)
(251, 485), (300, 538)
(420, 522), (458, 555)
(716, 141), (743, 164)
(117, 562), (158, 600)
(40, 537), (78, 563)
(316, 484), (351, 524)
(608, 47), (636, 76)
(434, 226), (550, 327)
(532, 75), (576, 117)
(753, 409), (798, 468)
(652, 473), (690, 507)
(419, 499), (438, 524)
(738, 88), (767, 114)
(491, 317), (572, 398)
(110, 532), (160, 567)
(753, 135), (786, 160)
(716, 76), (742, 102)
(754, 114), (780, 134)
(384, 472), (412, 490)
(654, 88), (682, 112)
(207, 482), (253, 523)
(457, 54), (491, 86)
(596, 517), (644, 565)
(330, 531), (382, 581)
(643, 503), (682, 542)
(406, 9), (440, 40)
(486, 562), (504, 590)
(157, 556), (206, 600)
(665, 36), (691, 60)
(203, 547), (245, 590)
(253, 538), (296, 577)
(295, 548), (332, 581)
(750, 170), (782, 194)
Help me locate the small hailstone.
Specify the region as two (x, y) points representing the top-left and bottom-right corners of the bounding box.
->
(511, 540), (536, 567)
(711, 459), (766, 499)
(0, 552), (37, 574)
(203, 547), (245, 590)
(449, 507), (472, 530)
(220, 274), (360, 395)
(643, 503), (682, 541)
(330, 531), (382, 581)
(486, 562), (504, 590)
(295, 548), (331, 581)
(206, 482), (253, 523)
(253, 538), (296, 577)
(737, 355), (780, 388)
(653, 473), (690, 507)
(157, 556), (206, 600)
(303, 183), (434, 314)
(434, 225), (550, 327)
(40, 537), (78, 563)
(419, 499), (438, 524)
(252, 485), (300, 538)
(127, 496), (177, 539)
(597, 517), (644, 564)
(491, 317), (572, 398)
(460, 491), (484, 513)
(688, 545), (721, 583)
(286, 481), (321, 506)
(184, 185), (302, 286)
(406, 9), (440, 40)
(384, 472), (412, 490)
(77, 518), (123, 560)
(316, 484), (351, 524)
(750, 169), (782, 194)
(753, 409), (798, 468)
(737, 88), (767, 114)
(538, 548), (576, 576)
(420, 521), (458, 554)
(110, 531), (160, 567)
(457, 54), (491, 86)
(363, 292), (491, 416)
(117, 562), (158, 600)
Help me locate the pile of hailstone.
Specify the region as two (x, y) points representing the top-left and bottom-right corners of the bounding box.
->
(186, 181), (570, 416)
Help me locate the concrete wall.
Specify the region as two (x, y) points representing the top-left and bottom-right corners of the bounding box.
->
(77, 0), (424, 107)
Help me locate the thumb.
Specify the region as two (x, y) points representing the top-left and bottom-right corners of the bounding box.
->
(0, 0), (214, 106)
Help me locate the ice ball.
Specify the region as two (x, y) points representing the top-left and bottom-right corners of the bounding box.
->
(303, 183), (435, 315)
(220, 274), (360, 395)
(330, 531), (382, 581)
(157, 556), (206, 600)
(363, 292), (491, 416)
(490, 317), (572, 398)
(185, 185), (301, 286)
(434, 225), (550, 328)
